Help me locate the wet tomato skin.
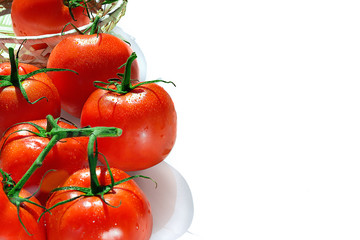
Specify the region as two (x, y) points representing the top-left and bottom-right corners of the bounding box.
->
(11, 0), (90, 36)
(0, 177), (46, 239)
(47, 33), (140, 117)
(0, 63), (61, 135)
(45, 167), (153, 240)
(80, 83), (177, 171)
(0, 119), (89, 204)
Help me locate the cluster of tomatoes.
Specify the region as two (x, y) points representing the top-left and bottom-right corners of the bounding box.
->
(0, 0), (177, 239)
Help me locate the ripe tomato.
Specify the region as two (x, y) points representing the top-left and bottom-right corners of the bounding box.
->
(0, 62), (61, 135)
(80, 82), (177, 171)
(47, 33), (140, 117)
(0, 177), (46, 239)
(0, 119), (88, 204)
(11, 0), (90, 36)
(45, 167), (153, 240)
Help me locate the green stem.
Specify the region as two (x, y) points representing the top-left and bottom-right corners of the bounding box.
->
(93, 52), (176, 94)
(45, 116), (121, 139)
(9, 48), (19, 88)
(121, 52), (136, 92)
(88, 134), (102, 193)
(89, 15), (101, 35)
(46, 115), (59, 132)
(0, 47), (77, 104)
(7, 135), (60, 198)
(5, 115), (122, 199)
(2, 114), (122, 235)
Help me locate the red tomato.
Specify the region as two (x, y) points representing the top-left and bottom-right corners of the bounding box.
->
(0, 177), (46, 239)
(0, 119), (88, 203)
(45, 167), (153, 240)
(47, 33), (140, 117)
(80, 82), (177, 171)
(11, 0), (90, 36)
(0, 62), (61, 135)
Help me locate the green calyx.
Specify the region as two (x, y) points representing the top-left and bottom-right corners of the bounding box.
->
(44, 127), (155, 210)
(0, 168), (50, 236)
(4, 115), (122, 199)
(0, 47), (77, 104)
(1, 115), (123, 235)
(45, 174), (155, 216)
(0, 168), (16, 195)
(94, 52), (176, 94)
(38, 117), (157, 221)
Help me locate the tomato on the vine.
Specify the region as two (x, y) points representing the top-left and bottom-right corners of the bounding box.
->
(0, 118), (89, 203)
(11, 0), (90, 36)
(0, 49), (61, 135)
(47, 33), (140, 117)
(45, 167), (153, 240)
(0, 176), (46, 239)
(81, 53), (177, 171)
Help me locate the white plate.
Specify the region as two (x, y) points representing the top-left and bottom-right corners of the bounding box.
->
(129, 161), (194, 240)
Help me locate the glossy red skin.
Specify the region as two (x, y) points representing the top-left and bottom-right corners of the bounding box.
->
(80, 83), (177, 171)
(11, 0), (90, 36)
(46, 167), (153, 240)
(47, 33), (140, 118)
(0, 63), (61, 135)
(0, 177), (46, 239)
(0, 119), (89, 204)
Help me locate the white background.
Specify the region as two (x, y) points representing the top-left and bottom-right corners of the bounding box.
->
(122, 0), (360, 239)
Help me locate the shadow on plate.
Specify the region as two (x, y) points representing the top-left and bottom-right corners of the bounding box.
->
(129, 161), (194, 240)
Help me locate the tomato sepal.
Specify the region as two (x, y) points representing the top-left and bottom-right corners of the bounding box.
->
(0, 47), (77, 105)
(0, 168), (50, 236)
(0, 114), (124, 234)
(40, 130), (156, 222)
(2, 114), (122, 203)
(94, 52), (176, 94)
